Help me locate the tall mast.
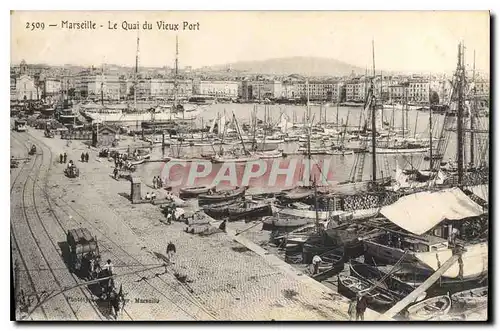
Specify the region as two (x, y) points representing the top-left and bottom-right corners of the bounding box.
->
(470, 50), (476, 168)
(372, 39), (376, 77)
(428, 73), (433, 169)
(174, 35), (179, 105)
(457, 42), (465, 186)
(306, 80), (310, 123)
(402, 84), (406, 138)
(134, 33), (139, 111)
(371, 40), (377, 183)
(101, 64), (104, 106)
(336, 100), (339, 131)
(174, 35), (182, 119)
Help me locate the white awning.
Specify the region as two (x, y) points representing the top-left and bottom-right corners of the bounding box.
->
(380, 188), (484, 235)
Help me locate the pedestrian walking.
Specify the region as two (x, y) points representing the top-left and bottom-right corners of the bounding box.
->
(356, 291), (368, 321)
(153, 176), (157, 189)
(166, 242), (176, 263)
(157, 176), (163, 189)
(85, 152), (89, 162)
(81, 152), (85, 162)
(63, 152), (67, 164)
(59, 153), (63, 164)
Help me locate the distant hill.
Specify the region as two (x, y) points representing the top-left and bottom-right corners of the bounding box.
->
(208, 56), (366, 77)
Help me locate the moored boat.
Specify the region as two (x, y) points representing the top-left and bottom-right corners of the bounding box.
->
(406, 295), (452, 321)
(306, 248), (344, 281)
(198, 186), (247, 206)
(211, 154), (260, 163)
(349, 260), (427, 303)
(228, 204), (273, 222)
(451, 286), (488, 310)
(203, 201), (243, 219)
(179, 185), (215, 199)
(337, 274), (397, 312)
(261, 216), (312, 229)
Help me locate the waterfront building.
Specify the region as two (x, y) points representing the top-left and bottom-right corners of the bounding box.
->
(345, 77), (368, 102)
(15, 74), (37, 100)
(241, 80), (283, 100)
(407, 78), (430, 103)
(282, 81), (300, 99)
(150, 79), (193, 99)
(193, 80), (238, 98)
(44, 78), (62, 96)
(388, 85), (405, 103)
(295, 81), (341, 102)
(10, 76), (17, 100)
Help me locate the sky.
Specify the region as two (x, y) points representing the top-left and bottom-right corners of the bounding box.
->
(11, 11), (490, 74)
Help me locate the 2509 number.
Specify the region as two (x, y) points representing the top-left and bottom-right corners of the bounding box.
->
(25, 22), (45, 31)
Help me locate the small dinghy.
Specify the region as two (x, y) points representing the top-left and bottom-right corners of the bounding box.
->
(228, 204), (273, 222)
(203, 201), (243, 219)
(198, 187), (246, 206)
(451, 286), (488, 310)
(179, 185), (215, 199)
(261, 216), (312, 230)
(337, 275), (397, 312)
(406, 295), (452, 321)
(307, 249), (344, 281)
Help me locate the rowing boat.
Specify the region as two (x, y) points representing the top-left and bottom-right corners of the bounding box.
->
(198, 187), (247, 206)
(179, 185), (215, 199)
(451, 286), (488, 310)
(406, 295), (452, 321)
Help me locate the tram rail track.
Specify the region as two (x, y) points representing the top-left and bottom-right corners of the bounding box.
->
(24, 131), (217, 320)
(11, 132), (103, 320)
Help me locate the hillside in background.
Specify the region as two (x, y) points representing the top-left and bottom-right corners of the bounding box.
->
(208, 56), (366, 77)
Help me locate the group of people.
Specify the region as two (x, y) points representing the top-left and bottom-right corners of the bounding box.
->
(114, 153), (132, 171)
(67, 160), (76, 171)
(163, 204), (177, 224)
(59, 152), (68, 164)
(85, 252), (114, 279)
(80, 152), (90, 163)
(144, 192), (157, 201)
(152, 176), (164, 189)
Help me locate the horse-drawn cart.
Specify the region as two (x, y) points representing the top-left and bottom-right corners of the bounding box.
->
(66, 228), (99, 276)
(64, 165), (80, 178)
(44, 128), (55, 138)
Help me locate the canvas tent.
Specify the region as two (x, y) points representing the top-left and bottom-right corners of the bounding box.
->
(380, 187), (484, 236)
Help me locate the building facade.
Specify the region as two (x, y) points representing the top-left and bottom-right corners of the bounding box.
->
(44, 78), (62, 96)
(388, 85), (405, 103)
(407, 78), (430, 103)
(15, 74), (37, 101)
(345, 77), (368, 102)
(149, 79), (193, 99)
(193, 80), (238, 98)
(87, 75), (122, 101)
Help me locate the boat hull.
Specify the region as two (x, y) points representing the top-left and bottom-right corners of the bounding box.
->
(406, 295), (452, 321)
(228, 204), (273, 221)
(198, 187), (246, 206)
(337, 275), (397, 313)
